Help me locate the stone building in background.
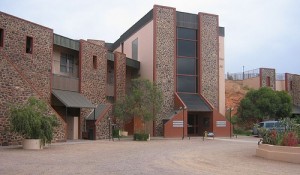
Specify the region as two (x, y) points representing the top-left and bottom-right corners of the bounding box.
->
(226, 68), (300, 116)
(0, 5), (228, 146)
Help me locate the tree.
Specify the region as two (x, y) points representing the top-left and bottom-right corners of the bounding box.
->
(238, 87), (292, 121)
(114, 78), (163, 133)
(10, 97), (58, 145)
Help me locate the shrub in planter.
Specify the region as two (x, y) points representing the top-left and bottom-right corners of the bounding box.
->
(282, 132), (298, 146)
(133, 133), (149, 141)
(112, 129), (120, 138)
(10, 97), (58, 146)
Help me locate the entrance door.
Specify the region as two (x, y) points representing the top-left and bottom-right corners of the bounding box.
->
(188, 114), (199, 136)
(67, 116), (79, 140)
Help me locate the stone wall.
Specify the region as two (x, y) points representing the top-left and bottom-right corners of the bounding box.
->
(95, 105), (112, 139)
(199, 13), (219, 109)
(286, 73), (300, 106)
(79, 40), (108, 138)
(0, 12), (53, 102)
(260, 68), (276, 90)
(0, 12), (66, 145)
(0, 55), (66, 145)
(153, 5), (176, 136)
(114, 52), (126, 102)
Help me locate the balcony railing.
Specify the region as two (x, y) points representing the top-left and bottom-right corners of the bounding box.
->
(52, 74), (79, 92)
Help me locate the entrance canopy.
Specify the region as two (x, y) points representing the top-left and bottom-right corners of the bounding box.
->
(178, 93), (212, 112)
(52, 90), (95, 108)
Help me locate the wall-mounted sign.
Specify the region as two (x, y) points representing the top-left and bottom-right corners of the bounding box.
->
(173, 120), (183, 128)
(216, 121), (226, 127)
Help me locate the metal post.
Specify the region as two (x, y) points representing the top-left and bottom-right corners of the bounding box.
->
(182, 107), (184, 140)
(243, 66), (245, 80)
(94, 109), (96, 140)
(108, 117), (111, 141)
(229, 108), (232, 138)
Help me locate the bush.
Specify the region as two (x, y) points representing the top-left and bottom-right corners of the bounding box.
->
(233, 127), (252, 136)
(10, 97), (58, 145)
(112, 129), (120, 138)
(282, 132), (298, 146)
(133, 133), (149, 141)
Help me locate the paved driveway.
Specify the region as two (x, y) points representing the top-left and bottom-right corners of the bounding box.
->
(0, 136), (299, 175)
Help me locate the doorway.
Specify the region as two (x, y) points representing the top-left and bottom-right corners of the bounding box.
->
(188, 114), (200, 136)
(66, 116), (79, 140)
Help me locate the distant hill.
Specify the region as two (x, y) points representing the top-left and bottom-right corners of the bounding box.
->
(225, 80), (249, 116)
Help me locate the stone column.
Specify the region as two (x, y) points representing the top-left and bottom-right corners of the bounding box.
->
(153, 5), (176, 136)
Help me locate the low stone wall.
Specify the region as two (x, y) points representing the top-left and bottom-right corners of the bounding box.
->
(256, 144), (300, 164)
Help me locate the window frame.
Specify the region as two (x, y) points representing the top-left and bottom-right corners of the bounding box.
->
(0, 28), (4, 48)
(266, 76), (271, 87)
(26, 36), (33, 54)
(93, 56), (97, 69)
(176, 27), (198, 93)
(60, 53), (75, 74)
(132, 38), (138, 60)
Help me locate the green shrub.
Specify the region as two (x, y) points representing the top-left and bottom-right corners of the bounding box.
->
(133, 133), (149, 141)
(234, 127), (252, 136)
(10, 97), (58, 145)
(112, 129), (120, 138)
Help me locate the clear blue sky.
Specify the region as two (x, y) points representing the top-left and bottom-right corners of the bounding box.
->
(1, 0), (299, 74)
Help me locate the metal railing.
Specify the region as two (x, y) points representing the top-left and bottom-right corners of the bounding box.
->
(276, 73), (285, 81)
(226, 69), (260, 80)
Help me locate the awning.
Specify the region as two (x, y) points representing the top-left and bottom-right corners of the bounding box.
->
(178, 93), (212, 112)
(292, 105), (300, 114)
(86, 104), (109, 120)
(52, 90), (95, 108)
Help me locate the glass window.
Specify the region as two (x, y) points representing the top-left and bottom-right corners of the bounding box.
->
(93, 56), (97, 69)
(0, 28), (3, 47)
(177, 58), (196, 75)
(132, 38), (138, 60)
(177, 28), (197, 40)
(26, 36), (33, 54)
(177, 76), (197, 93)
(177, 40), (196, 57)
(60, 53), (74, 73)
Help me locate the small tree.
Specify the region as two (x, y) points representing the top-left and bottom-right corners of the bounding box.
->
(10, 97), (58, 145)
(114, 78), (163, 133)
(238, 87), (292, 122)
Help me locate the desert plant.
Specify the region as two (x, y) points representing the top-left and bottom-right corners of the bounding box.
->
(133, 133), (149, 141)
(10, 97), (58, 145)
(282, 132), (298, 146)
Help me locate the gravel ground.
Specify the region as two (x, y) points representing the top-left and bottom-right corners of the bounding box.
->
(0, 136), (299, 175)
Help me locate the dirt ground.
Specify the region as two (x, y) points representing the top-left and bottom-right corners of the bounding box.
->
(0, 136), (299, 175)
(225, 80), (248, 115)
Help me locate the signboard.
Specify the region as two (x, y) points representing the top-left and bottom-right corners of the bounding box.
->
(216, 121), (226, 127)
(173, 120), (183, 128)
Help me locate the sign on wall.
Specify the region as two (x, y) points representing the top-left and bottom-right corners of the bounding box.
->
(173, 120), (183, 128)
(216, 121), (226, 127)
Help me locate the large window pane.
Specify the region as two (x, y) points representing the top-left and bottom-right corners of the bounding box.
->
(177, 76), (197, 93)
(177, 28), (197, 40)
(178, 40), (196, 57)
(132, 38), (138, 60)
(177, 58), (196, 75)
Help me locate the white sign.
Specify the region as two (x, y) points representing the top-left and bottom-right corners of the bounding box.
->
(173, 120), (183, 128)
(216, 121), (226, 127)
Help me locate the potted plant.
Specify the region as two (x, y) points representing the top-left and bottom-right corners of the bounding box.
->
(10, 97), (58, 149)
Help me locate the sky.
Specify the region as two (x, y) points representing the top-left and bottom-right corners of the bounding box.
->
(1, 0), (299, 74)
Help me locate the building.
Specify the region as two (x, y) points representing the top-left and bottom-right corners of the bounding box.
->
(0, 5), (228, 146)
(227, 68), (300, 115)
